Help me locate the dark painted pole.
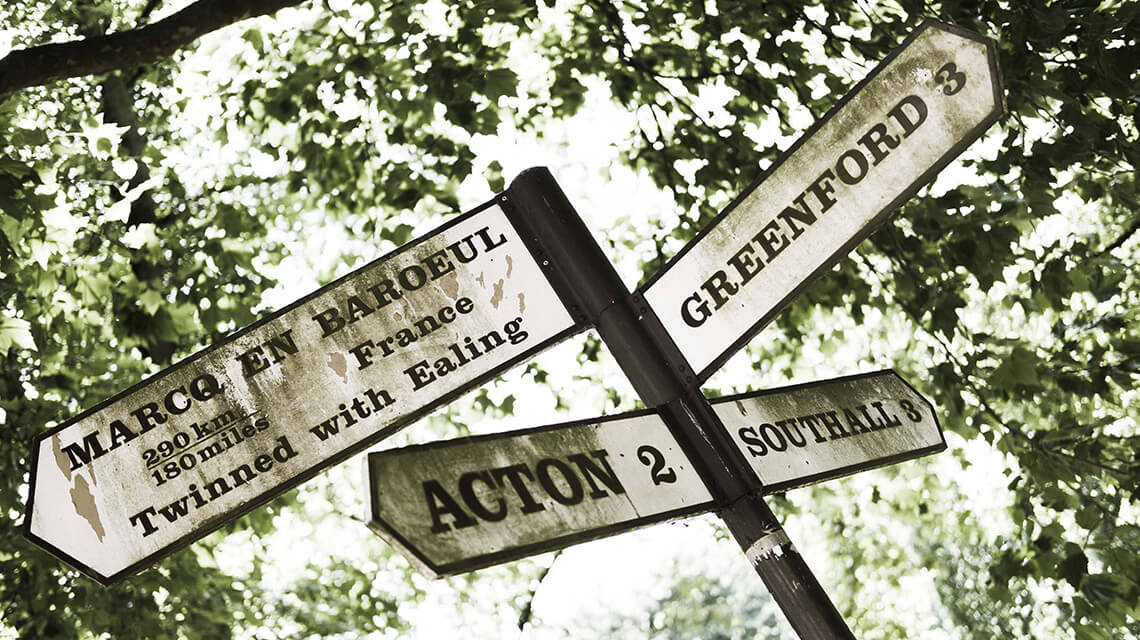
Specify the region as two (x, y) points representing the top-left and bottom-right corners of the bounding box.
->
(501, 167), (855, 640)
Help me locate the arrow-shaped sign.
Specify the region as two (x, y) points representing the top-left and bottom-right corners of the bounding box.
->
(367, 370), (942, 576)
(642, 22), (1002, 380)
(24, 201), (583, 584)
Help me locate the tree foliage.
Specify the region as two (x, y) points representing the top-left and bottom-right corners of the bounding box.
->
(1, 0), (1137, 638)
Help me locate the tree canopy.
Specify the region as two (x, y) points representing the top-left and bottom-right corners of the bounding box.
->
(1, 0), (1137, 638)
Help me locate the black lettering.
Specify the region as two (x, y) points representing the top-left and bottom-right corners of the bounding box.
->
(738, 426), (767, 457)
(777, 418), (807, 447)
(203, 477), (232, 500)
(156, 496), (192, 522)
(108, 419), (138, 450)
(753, 220), (790, 262)
(817, 411), (850, 439)
(759, 423), (788, 452)
(491, 465), (546, 514)
(423, 247), (456, 279)
(129, 506), (159, 536)
(568, 450), (626, 499)
(404, 360), (436, 390)
(349, 340), (375, 369)
(424, 479), (477, 533)
(700, 270), (738, 309)
(189, 374), (223, 401)
(366, 279), (402, 309)
(776, 193), (816, 239)
(843, 408), (872, 433)
(888, 95), (928, 138)
(228, 463), (256, 486)
(536, 458), (584, 506)
(63, 433), (106, 471)
(681, 292), (711, 328)
(798, 414), (829, 443)
(475, 226), (508, 252)
(835, 148), (869, 185)
(900, 399), (923, 422)
(398, 265), (428, 291)
(163, 387), (191, 415)
(345, 295), (375, 323)
(727, 243), (763, 286)
(237, 346), (270, 379)
(448, 234), (480, 263)
(805, 169), (838, 213)
(873, 401), (903, 427)
(131, 402), (166, 433)
(458, 471), (508, 522)
(858, 122), (900, 165)
(312, 307), (346, 338)
(414, 314), (441, 337)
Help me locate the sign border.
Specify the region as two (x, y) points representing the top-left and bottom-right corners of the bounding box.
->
(637, 19), (1005, 382)
(24, 198), (587, 585)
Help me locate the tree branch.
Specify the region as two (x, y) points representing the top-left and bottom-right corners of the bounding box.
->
(0, 0), (308, 100)
(517, 550), (562, 631)
(1096, 217), (1140, 258)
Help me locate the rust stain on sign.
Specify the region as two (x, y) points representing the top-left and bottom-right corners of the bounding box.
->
(517, 292), (526, 314)
(327, 352), (348, 384)
(69, 475), (105, 542)
(506, 255), (514, 278)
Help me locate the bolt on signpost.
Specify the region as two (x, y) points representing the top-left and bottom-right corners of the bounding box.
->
(24, 19), (1002, 640)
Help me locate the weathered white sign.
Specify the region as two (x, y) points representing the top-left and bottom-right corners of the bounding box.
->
(714, 371), (944, 492)
(642, 22), (1003, 380)
(24, 201), (580, 584)
(366, 413), (712, 577)
(367, 370), (941, 576)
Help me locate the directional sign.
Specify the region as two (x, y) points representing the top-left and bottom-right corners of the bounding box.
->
(24, 200), (582, 584)
(642, 21), (1003, 380)
(366, 370), (941, 576)
(714, 370), (944, 492)
(366, 413), (712, 577)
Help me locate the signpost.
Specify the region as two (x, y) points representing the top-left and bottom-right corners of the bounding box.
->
(23, 201), (583, 584)
(366, 371), (942, 576)
(25, 17), (1002, 640)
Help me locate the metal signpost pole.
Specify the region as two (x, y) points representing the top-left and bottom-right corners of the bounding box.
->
(502, 168), (854, 639)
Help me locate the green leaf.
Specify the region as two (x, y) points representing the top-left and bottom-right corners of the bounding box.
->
(0, 316), (35, 353)
(243, 28), (265, 54)
(486, 160), (505, 193)
(1058, 545), (1088, 589)
(139, 289), (164, 315)
(1075, 505), (1101, 530)
(482, 68), (518, 101)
